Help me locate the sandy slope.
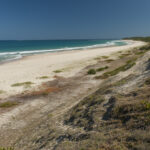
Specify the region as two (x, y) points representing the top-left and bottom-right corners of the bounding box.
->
(0, 41), (149, 149)
(0, 40), (145, 98)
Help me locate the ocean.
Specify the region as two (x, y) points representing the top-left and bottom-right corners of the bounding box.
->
(0, 39), (128, 63)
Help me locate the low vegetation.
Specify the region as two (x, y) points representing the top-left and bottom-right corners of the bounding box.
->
(124, 36), (150, 42)
(54, 70), (62, 73)
(96, 66), (108, 72)
(87, 69), (96, 75)
(87, 66), (109, 75)
(96, 59), (136, 79)
(0, 101), (18, 108)
(0, 90), (5, 94)
(113, 75), (133, 86)
(60, 72), (150, 150)
(105, 59), (114, 63)
(145, 78), (150, 85)
(101, 56), (109, 59)
(119, 53), (131, 59)
(11, 81), (34, 87)
(0, 148), (14, 150)
(64, 94), (105, 130)
(38, 76), (49, 79)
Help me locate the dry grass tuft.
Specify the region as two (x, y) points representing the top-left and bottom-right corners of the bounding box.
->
(0, 101), (18, 108)
(11, 82), (34, 87)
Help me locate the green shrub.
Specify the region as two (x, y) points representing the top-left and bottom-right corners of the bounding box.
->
(87, 69), (96, 75)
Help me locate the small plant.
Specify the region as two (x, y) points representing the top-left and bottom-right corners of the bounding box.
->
(119, 53), (130, 59)
(101, 56), (109, 59)
(38, 76), (49, 79)
(87, 69), (96, 75)
(54, 70), (62, 73)
(145, 78), (150, 85)
(105, 59), (114, 63)
(94, 56), (101, 60)
(0, 101), (18, 108)
(96, 66), (109, 72)
(141, 100), (150, 110)
(0, 90), (5, 94)
(135, 51), (145, 55)
(11, 82), (34, 87)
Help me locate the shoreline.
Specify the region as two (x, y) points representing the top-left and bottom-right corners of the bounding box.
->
(0, 40), (146, 98)
(0, 40), (130, 65)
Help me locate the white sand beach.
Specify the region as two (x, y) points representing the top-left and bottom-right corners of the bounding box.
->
(0, 40), (145, 98)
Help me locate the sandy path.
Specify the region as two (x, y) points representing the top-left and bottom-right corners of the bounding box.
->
(0, 40), (145, 98)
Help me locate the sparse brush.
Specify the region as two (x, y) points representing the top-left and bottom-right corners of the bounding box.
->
(96, 66), (109, 72)
(0, 90), (5, 94)
(145, 78), (150, 85)
(54, 70), (62, 73)
(101, 56), (109, 59)
(11, 82), (34, 87)
(87, 69), (96, 75)
(0, 101), (18, 108)
(105, 59), (114, 63)
(0, 148), (14, 150)
(96, 59), (136, 79)
(38, 76), (49, 79)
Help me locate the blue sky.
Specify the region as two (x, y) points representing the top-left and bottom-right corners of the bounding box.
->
(0, 0), (150, 40)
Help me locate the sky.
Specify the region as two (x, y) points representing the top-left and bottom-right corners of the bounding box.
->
(0, 0), (150, 40)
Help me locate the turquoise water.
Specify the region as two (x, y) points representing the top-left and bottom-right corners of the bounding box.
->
(0, 39), (128, 63)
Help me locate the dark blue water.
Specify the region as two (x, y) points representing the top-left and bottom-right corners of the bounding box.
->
(0, 39), (128, 63)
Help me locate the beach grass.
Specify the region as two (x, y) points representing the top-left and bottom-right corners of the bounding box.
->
(0, 148), (14, 150)
(96, 66), (109, 72)
(119, 53), (131, 59)
(0, 101), (18, 108)
(0, 90), (5, 94)
(38, 76), (49, 79)
(96, 59), (136, 79)
(101, 56), (109, 59)
(105, 59), (114, 63)
(11, 82), (34, 87)
(145, 78), (150, 85)
(54, 70), (62, 73)
(94, 56), (101, 60)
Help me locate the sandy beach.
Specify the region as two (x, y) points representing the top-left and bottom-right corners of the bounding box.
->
(0, 40), (145, 98)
